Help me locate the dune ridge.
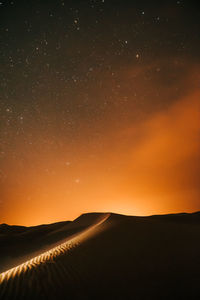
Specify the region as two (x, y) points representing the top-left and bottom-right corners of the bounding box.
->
(0, 213), (110, 289)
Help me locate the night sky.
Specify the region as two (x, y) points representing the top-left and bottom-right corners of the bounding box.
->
(0, 0), (200, 225)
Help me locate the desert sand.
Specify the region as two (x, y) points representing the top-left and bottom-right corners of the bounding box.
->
(1, 212), (200, 299)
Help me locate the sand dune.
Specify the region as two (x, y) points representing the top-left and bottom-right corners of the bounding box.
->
(1, 212), (200, 299)
(0, 213), (110, 299)
(0, 213), (109, 282)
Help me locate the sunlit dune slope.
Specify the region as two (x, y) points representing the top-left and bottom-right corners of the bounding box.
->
(0, 213), (108, 273)
(1, 212), (200, 300)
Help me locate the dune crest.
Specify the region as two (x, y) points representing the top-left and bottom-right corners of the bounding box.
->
(0, 213), (110, 284)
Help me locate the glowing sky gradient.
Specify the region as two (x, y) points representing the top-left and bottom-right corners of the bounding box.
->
(0, 1), (200, 225)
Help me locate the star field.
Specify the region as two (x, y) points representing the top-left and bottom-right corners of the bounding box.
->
(0, 0), (200, 225)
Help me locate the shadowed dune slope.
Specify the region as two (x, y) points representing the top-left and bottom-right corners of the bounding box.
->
(0, 220), (72, 272)
(1, 212), (200, 300)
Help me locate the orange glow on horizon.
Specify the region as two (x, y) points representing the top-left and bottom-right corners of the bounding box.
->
(1, 69), (200, 226)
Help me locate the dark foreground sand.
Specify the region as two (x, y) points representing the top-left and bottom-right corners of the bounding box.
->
(1, 211), (200, 300)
